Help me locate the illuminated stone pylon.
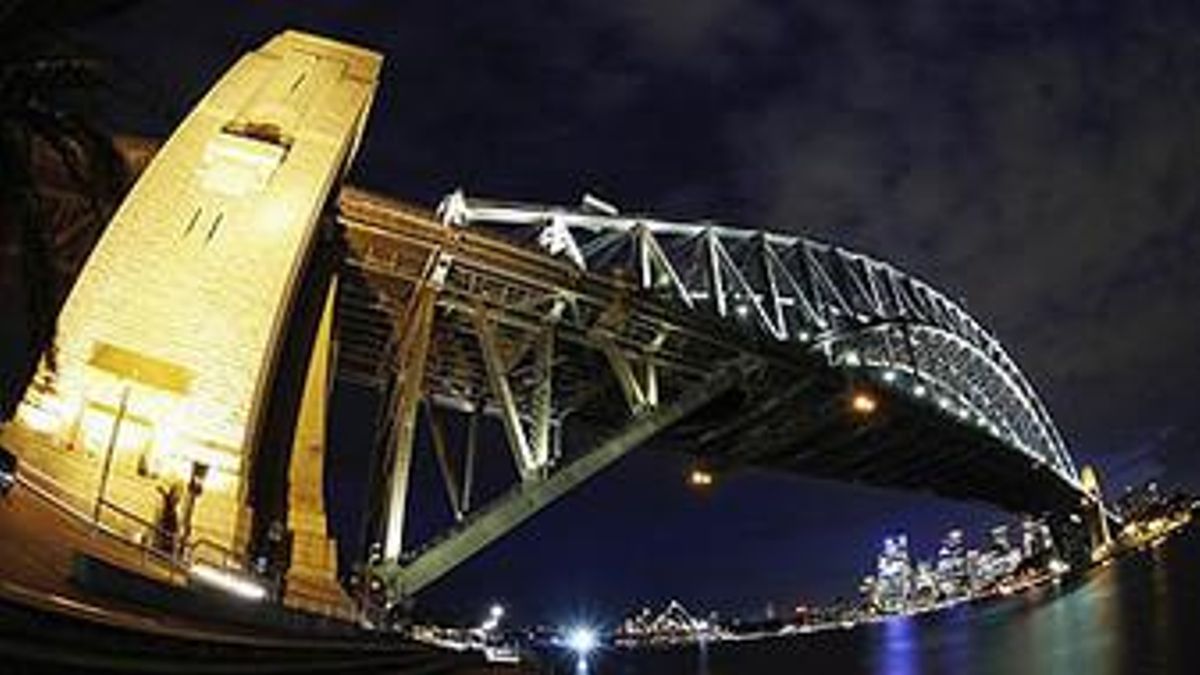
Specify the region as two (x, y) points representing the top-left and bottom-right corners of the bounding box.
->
(1079, 464), (1113, 557)
(2, 32), (381, 594)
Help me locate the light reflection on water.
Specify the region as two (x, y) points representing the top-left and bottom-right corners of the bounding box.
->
(545, 527), (1197, 674)
(695, 637), (711, 675)
(1027, 565), (1121, 675)
(874, 616), (919, 675)
(864, 572), (1126, 675)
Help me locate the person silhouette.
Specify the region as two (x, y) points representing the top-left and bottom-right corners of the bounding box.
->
(154, 482), (182, 557)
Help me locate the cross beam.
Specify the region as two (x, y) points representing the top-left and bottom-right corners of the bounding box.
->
(373, 368), (740, 599)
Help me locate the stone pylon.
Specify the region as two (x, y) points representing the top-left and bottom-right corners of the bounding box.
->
(1, 31), (381, 606)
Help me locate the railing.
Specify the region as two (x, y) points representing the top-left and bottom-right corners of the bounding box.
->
(12, 463), (182, 579)
(93, 497), (189, 584)
(188, 536), (245, 571)
(11, 466), (362, 624)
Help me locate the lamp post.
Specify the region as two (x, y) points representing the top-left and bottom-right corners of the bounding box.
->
(179, 462), (209, 558)
(93, 383), (132, 525)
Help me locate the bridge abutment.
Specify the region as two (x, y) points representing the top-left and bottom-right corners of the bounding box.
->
(0, 31), (381, 615)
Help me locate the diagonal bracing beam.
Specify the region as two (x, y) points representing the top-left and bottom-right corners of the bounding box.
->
(380, 250), (452, 560)
(425, 401), (462, 521)
(381, 284), (438, 560)
(471, 308), (540, 479)
(374, 368), (742, 599)
(595, 333), (650, 414)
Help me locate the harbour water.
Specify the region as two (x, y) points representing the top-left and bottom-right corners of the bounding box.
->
(541, 525), (1199, 674)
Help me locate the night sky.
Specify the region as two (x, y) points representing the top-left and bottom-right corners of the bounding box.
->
(77, 1), (1200, 624)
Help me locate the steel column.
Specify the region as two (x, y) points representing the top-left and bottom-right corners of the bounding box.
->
(381, 263), (444, 560)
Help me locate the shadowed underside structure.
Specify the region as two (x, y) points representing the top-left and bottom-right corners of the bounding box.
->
(335, 188), (1100, 599)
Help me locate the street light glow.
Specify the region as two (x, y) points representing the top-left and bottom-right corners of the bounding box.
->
(850, 392), (878, 415)
(689, 468), (715, 487)
(566, 626), (598, 656)
(481, 603), (506, 631)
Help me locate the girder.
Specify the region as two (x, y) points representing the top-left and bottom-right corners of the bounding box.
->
(337, 189), (783, 598)
(439, 191), (1079, 489)
(331, 186), (1099, 601)
(375, 367), (742, 597)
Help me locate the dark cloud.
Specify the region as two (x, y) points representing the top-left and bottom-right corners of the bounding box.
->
(580, 0), (785, 76)
(717, 1), (1200, 473)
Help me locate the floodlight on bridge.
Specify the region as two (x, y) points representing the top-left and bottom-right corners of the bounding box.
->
(188, 563), (267, 602)
(850, 391), (878, 415)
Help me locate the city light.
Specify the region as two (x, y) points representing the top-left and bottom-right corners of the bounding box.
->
(689, 469), (715, 487)
(565, 626), (599, 656)
(481, 603), (505, 632)
(850, 391), (878, 415)
(865, 518), (1061, 616)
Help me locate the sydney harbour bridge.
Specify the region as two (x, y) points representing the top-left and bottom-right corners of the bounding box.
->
(340, 185), (1104, 599)
(0, 30), (1112, 625)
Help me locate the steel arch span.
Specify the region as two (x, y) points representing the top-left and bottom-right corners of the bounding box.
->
(336, 189), (1101, 599)
(439, 192), (1078, 485)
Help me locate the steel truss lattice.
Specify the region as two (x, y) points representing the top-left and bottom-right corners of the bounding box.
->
(440, 191), (1079, 489)
(336, 188), (1093, 600)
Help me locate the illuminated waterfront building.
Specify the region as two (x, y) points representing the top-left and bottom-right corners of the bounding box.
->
(989, 525), (1011, 553)
(936, 528), (969, 598)
(1021, 518), (1054, 560)
(912, 561), (939, 606)
(615, 600), (723, 645)
(876, 534), (913, 612)
(859, 575), (880, 611)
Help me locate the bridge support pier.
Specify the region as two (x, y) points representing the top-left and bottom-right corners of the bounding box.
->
(282, 277), (346, 608)
(1, 33), (381, 596)
(1078, 465), (1114, 561)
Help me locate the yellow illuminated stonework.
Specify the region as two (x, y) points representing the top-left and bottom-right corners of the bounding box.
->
(2, 31), (381, 592)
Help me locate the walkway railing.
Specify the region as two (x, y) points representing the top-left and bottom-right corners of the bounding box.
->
(11, 464), (360, 624)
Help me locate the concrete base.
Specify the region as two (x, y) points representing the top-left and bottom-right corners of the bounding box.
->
(71, 552), (359, 636)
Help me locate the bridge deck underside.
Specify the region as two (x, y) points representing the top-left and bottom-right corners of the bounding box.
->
(666, 369), (1083, 516)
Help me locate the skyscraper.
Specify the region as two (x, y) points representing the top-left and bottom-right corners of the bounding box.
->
(876, 534), (913, 613)
(1021, 517), (1054, 560)
(936, 528), (968, 598)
